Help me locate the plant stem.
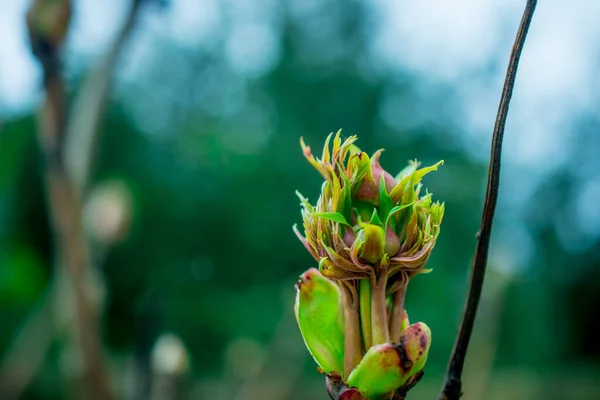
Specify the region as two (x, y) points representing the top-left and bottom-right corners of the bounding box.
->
(439, 1), (537, 399)
(341, 283), (362, 379)
(370, 274), (389, 345)
(359, 279), (372, 350)
(389, 285), (407, 342)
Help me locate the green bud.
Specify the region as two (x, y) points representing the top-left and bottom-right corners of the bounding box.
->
(296, 132), (443, 280)
(295, 268), (345, 374)
(294, 133), (442, 398)
(356, 223), (385, 264)
(400, 322), (431, 376)
(346, 322), (431, 398)
(384, 225), (401, 256)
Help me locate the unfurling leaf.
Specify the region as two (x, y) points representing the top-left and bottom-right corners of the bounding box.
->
(295, 268), (344, 374)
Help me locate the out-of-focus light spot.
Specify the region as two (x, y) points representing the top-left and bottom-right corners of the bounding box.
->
(575, 178), (600, 238)
(220, 101), (275, 155)
(84, 180), (134, 246)
(67, 0), (126, 59)
(371, 0), (507, 79)
(492, 222), (535, 276)
(379, 91), (426, 132)
(225, 23), (281, 78)
(151, 334), (189, 375)
(130, 90), (173, 138)
(507, 115), (570, 169)
(555, 207), (596, 254)
(0, 0), (40, 113)
(190, 255), (215, 282)
(221, 128), (271, 156)
(225, 337), (265, 379)
(371, 0), (600, 218)
(167, 0), (221, 46)
(225, 0), (280, 23)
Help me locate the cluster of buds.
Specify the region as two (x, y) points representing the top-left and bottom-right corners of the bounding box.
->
(293, 132), (444, 399)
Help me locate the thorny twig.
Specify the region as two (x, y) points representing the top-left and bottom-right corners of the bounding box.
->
(439, 1), (537, 399)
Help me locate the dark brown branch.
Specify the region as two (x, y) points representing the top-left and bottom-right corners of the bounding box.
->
(439, 1), (537, 399)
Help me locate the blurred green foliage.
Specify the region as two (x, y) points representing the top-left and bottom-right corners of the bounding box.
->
(1, 1), (600, 399)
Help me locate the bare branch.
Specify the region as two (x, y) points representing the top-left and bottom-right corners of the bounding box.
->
(26, 1), (115, 398)
(439, 1), (537, 399)
(1, 1), (145, 396)
(66, 0), (143, 194)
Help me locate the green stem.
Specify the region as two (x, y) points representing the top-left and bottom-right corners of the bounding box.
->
(341, 282), (362, 379)
(371, 274), (389, 345)
(359, 279), (372, 350)
(389, 285), (407, 342)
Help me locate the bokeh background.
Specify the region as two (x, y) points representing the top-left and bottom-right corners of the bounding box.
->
(2, 0), (600, 399)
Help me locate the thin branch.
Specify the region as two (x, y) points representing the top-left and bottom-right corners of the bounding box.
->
(65, 0), (143, 194)
(27, 3), (116, 396)
(0, 2), (145, 397)
(439, 1), (537, 399)
(24, 0), (125, 398)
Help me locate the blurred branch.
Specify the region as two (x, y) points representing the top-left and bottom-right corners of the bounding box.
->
(26, 0), (115, 398)
(0, 287), (56, 399)
(66, 0), (143, 194)
(439, 1), (537, 399)
(0, 0), (145, 398)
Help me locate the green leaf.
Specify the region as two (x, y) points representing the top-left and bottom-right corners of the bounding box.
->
(349, 152), (372, 194)
(295, 268), (345, 374)
(394, 160), (418, 182)
(337, 172), (353, 223)
(314, 212), (351, 226)
(385, 202), (415, 231)
(368, 208), (383, 226)
(390, 160), (443, 203)
(379, 174), (393, 222)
